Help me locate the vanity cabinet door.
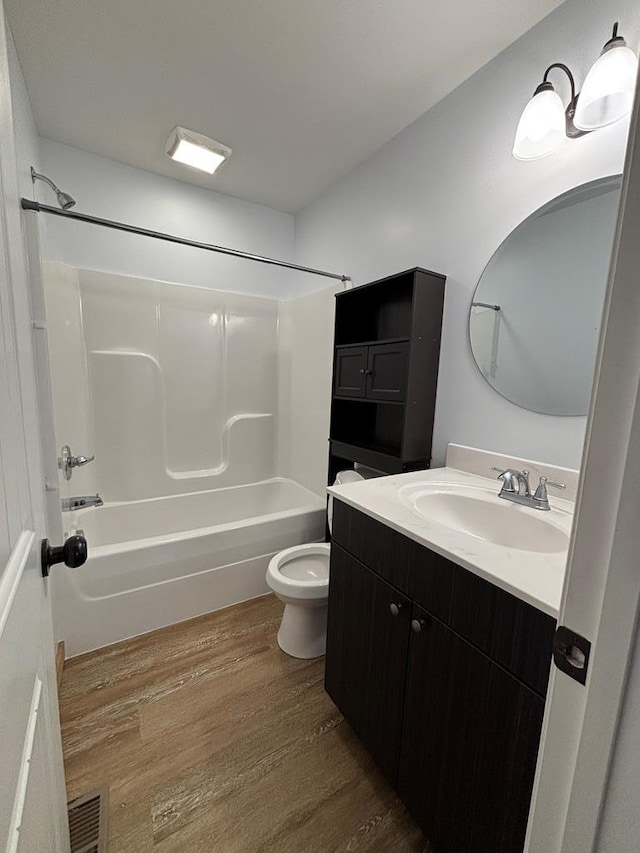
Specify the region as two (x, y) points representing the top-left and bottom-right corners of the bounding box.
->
(365, 341), (409, 401)
(325, 544), (411, 785)
(398, 607), (545, 853)
(334, 345), (368, 398)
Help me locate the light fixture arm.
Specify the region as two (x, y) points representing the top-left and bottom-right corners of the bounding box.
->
(536, 63), (587, 139)
(604, 22), (625, 52)
(542, 63), (578, 104)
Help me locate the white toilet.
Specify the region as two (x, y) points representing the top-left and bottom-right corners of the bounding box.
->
(266, 543), (331, 658)
(266, 470), (363, 659)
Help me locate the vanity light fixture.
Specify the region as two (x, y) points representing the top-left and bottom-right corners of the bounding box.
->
(165, 127), (231, 175)
(513, 22), (638, 161)
(574, 23), (638, 130)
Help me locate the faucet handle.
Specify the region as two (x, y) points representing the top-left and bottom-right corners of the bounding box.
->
(72, 454), (95, 468)
(535, 476), (566, 493)
(491, 466), (517, 493)
(533, 476), (566, 509)
(58, 445), (96, 480)
(546, 478), (566, 490)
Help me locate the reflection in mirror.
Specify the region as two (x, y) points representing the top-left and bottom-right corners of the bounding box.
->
(469, 176), (622, 416)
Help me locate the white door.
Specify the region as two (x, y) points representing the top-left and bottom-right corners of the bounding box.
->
(0, 0), (70, 848)
(526, 60), (640, 853)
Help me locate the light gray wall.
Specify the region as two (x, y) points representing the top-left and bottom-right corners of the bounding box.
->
(37, 139), (299, 299)
(295, 0), (640, 469)
(7, 29), (40, 195)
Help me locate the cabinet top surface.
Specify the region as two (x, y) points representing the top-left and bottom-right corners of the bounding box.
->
(328, 467), (574, 617)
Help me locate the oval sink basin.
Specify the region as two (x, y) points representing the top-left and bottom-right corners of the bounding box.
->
(399, 484), (570, 554)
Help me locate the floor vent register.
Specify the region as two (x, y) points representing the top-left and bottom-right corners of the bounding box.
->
(68, 787), (108, 853)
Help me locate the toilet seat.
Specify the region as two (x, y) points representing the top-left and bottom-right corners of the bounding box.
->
(266, 543), (330, 601)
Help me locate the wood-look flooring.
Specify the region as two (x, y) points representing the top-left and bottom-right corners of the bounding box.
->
(59, 594), (428, 852)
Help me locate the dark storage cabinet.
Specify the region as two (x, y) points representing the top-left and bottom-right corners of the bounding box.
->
(365, 341), (409, 401)
(333, 346), (368, 398)
(334, 341), (409, 402)
(326, 501), (556, 853)
(328, 268), (445, 479)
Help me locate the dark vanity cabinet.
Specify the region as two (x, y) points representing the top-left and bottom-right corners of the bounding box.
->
(328, 267), (445, 479)
(324, 544), (411, 784)
(399, 613), (545, 853)
(325, 501), (556, 853)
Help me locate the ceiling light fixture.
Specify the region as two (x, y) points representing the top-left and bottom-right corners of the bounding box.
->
(513, 22), (638, 161)
(165, 127), (231, 175)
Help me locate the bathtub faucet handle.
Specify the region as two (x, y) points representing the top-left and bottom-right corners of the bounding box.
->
(58, 444), (96, 480)
(74, 454), (95, 467)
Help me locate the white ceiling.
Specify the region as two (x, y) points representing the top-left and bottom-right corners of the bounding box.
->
(7, 0), (564, 213)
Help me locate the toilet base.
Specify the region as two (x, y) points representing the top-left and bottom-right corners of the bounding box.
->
(276, 601), (328, 659)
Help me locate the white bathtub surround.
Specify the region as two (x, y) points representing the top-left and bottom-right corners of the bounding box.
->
(277, 283), (341, 492)
(266, 543), (330, 659)
(57, 479), (324, 656)
(45, 264), (281, 502)
(328, 445), (579, 617)
(44, 261), (342, 651)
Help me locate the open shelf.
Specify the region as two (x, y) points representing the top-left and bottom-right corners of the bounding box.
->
(328, 267), (446, 484)
(330, 440), (404, 475)
(330, 398), (404, 457)
(334, 272), (415, 345)
(333, 395), (406, 406)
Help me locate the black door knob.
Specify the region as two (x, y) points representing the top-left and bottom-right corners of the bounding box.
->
(41, 535), (88, 577)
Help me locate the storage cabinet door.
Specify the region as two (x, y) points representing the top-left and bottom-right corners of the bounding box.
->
(366, 341), (409, 401)
(334, 345), (368, 397)
(325, 544), (411, 785)
(398, 607), (545, 853)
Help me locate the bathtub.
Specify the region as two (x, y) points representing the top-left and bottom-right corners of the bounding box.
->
(53, 479), (326, 656)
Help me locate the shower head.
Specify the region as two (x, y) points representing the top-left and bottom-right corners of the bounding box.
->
(30, 167), (76, 210)
(55, 189), (76, 210)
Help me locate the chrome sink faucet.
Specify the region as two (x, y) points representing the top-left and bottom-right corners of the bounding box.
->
(491, 467), (565, 511)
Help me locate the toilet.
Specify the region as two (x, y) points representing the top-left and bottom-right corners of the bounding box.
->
(266, 470), (363, 659)
(266, 543), (331, 659)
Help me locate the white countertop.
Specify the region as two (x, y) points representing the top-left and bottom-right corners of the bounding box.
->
(328, 466), (574, 618)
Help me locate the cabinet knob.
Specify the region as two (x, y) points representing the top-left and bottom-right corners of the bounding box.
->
(359, 368), (365, 375)
(389, 602), (403, 617)
(411, 618), (427, 633)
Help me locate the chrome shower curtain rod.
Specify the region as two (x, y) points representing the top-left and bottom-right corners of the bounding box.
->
(20, 198), (352, 284)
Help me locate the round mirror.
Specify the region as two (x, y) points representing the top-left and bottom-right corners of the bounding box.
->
(469, 176), (622, 415)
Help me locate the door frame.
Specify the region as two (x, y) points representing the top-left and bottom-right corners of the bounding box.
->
(526, 63), (640, 852)
(0, 1), (69, 848)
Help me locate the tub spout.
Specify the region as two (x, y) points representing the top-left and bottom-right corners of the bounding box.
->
(61, 494), (104, 512)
